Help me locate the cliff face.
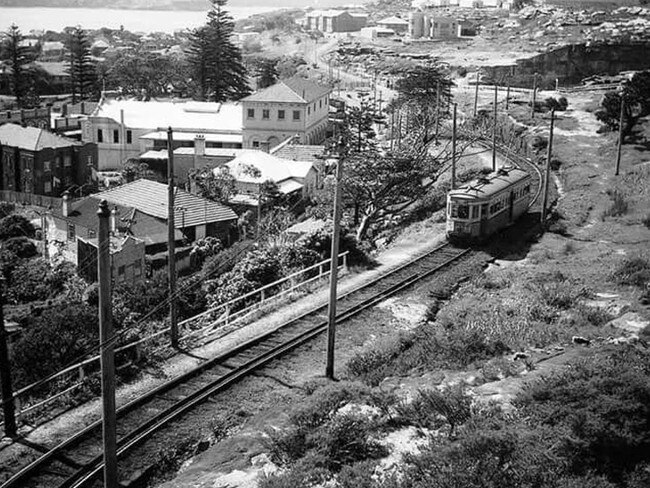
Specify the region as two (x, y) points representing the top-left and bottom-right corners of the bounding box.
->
(485, 42), (650, 88)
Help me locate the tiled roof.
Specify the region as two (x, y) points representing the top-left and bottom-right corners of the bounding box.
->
(91, 99), (243, 133)
(98, 179), (237, 227)
(225, 151), (314, 184)
(378, 16), (409, 25)
(242, 77), (331, 104)
(0, 123), (80, 151)
(272, 144), (325, 164)
(35, 61), (69, 77)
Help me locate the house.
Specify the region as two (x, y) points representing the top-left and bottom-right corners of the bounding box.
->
(77, 234), (146, 284)
(410, 12), (461, 39)
(0, 123), (97, 198)
(81, 97), (244, 170)
(40, 41), (65, 61)
(360, 27), (397, 39)
(305, 10), (367, 33)
(241, 77), (332, 150)
(34, 61), (70, 94)
(45, 179), (238, 267)
(0, 106), (51, 129)
(224, 150), (318, 206)
(377, 16), (410, 33)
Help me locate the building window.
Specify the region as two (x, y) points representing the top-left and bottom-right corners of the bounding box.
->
(87, 155), (93, 165)
(67, 223), (76, 241)
(319, 100), (322, 108)
(134, 260), (142, 277)
(262, 109), (270, 120)
(252, 140), (260, 148)
(113, 129), (119, 143)
(308, 107), (311, 115)
(44, 161), (51, 172)
(64, 154), (72, 167)
(278, 110), (285, 120)
(118, 265), (125, 276)
(126, 130), (132, 144)
(97, 129), (103, 143)
(88, 229), (96, 238)
(293, 110), (300, 121)
(44, 181), (51, 193)
(247, 108), (255, 119)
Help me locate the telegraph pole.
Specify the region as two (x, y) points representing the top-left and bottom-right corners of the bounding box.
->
(492, 84), (498, 171)
(451, 103), (457, 190)
(506, 77), (511, 111)
(325, 137), (345, 380)
(98, 200), (118, 488)
(473, 73), (480, 117)
(435, 81), (441, 145)
(541, 109), (555, 224)
(615, 97), (625, 176)
(531, 73), (538, 119)
(167, 128), (178, 348)
(0, 277), (17, 439)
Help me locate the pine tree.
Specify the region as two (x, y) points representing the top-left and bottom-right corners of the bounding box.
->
(187, 0), (251, 102)
(256, 58), (279, 89)
(2, 24), (33, 107)
(65, 26), (96, 104)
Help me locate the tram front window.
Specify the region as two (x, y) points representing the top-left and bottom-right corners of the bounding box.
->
(457, 205), (469, 219)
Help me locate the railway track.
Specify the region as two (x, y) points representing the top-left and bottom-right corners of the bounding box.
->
(2, 242), (471, 488)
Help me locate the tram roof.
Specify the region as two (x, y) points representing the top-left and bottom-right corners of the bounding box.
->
(448, 166), (530, 200)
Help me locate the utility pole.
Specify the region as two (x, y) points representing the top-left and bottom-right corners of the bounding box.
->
(325, 136), (345, 380)
(451, 103), (457, 190)
(0, 277), (17, 439)
(615, 97), (625, 176)
(506, 77), (511, 111)
(473, 73), (480, 117)
(97, 200), (118, 488)
(435, 81), (441, 145)
(531, 73), (538, 119)
(541, 109), (555, 224)
(492, 84), (498, 171)
(166, 128), (178, 349)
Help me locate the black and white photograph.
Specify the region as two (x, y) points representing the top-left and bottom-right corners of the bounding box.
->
(0, 0), (649, 486)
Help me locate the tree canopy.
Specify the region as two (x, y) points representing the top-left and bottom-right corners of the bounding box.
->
(65, 26), (97, 103)
(596, 70), (650, 141)
(1, 24), (36, 107)
(186, 0), (251, 102)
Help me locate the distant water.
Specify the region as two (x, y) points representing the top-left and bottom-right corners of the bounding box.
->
(0, 6), (280, 33)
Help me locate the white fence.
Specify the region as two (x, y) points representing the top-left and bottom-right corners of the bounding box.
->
(5, 252), (349, 422)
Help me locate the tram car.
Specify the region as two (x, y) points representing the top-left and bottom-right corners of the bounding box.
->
(446, 166), (532, 241)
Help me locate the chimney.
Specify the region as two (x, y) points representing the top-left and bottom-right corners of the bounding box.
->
(110, 206), (119, 234)
(61, 191), (70, 217)
(194, 134), (206, 156)
(260, 141), (270, 153)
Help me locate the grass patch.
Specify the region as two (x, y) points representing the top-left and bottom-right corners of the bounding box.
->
(601, 189), (629, 219)
(612, 256), (650, 288)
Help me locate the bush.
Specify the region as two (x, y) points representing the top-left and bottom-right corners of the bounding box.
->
(189, 236), (223, 270)
(113, 270), (169, 327)
(10, 302), (99, 387)
(395, 385), (472, 435)
(601, 190), (629, 219)
(200, 240), (254, 280)
(612, 256), (650, 288)
(2, 236), (37, 259)
(545, 96), (569, 111)
(0, 214), (35, 239)
(6, 258), (57, 304)
(0, 202), (15, 218)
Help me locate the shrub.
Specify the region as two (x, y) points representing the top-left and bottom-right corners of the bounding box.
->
(2, 236), (37, 259)
(546, 96), (569, 111)
(200, 240), (254, 280)
(0, 202), (15, 218)
(6, 258), (56, 304)
(612, 257), (650, 288)
(395, 385), (472, 435)
(0, 214), (35, 239)
(113, 270), (169, 327)
(189, 236), (223, 270)
(601, 190), (629, 219)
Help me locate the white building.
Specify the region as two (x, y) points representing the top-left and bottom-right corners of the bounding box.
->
(81, 97), (243, 170)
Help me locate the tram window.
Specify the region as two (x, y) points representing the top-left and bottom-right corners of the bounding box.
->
(471, 206), (479, 219)
(481, 204), (488, 217)
(457, 205), (469, 219)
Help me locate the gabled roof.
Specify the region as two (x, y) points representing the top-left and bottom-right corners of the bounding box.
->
(378, 16), (409, 25)
(0, 123), (80, 151)
(271, 144), (325, 164)
(97, 179), (237, 228)
(225, 151), (314, 184)
(242, 77), (331, 104)
(449, 167), (530, 200)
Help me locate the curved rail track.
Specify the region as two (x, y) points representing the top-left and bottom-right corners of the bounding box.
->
(3, 243), (471, 488)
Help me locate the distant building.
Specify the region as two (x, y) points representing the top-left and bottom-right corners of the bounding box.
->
(241, 77), (332, 150)
(305, 10), (368, 33)
(377, 16), (410, 33)
(81, 97), (244, 170)
(409, 12), (461, 39)
(0, 123), (97, 198)
(224, 150), (319, 205)
(360, 27), (397, 39)
(0, 107), (51, 129)
(40, 41), (65, 61)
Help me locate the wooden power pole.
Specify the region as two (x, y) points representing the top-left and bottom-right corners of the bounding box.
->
(506, 77), (511, 111)
(541, 109), (555, 224)
(451, 103), (457, 190)
(492, 84), (498, 171)
(97, 200), (118, 488)
(325, 137), (345, 380)
(473, 74), (479, 117)
(531, 73), (538, 119)
(0, 277), (17, 439)
(434, 81), (441, 145)
(167, 128), (178, 348)
(615, 97), (625, 176)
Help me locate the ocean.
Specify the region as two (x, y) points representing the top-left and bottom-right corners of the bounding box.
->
(0, 6), (282, 33)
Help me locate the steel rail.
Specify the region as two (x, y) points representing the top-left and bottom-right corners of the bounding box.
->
(2, 243), (469, 488)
